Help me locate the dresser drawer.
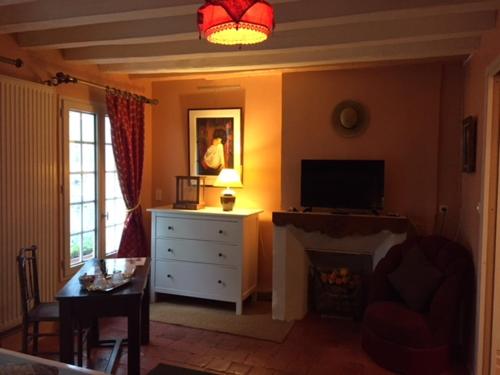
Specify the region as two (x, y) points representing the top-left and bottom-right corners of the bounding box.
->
(156, 238), (240, 266)
(155, 260), (239, 300)
(156, 216), (240, 243)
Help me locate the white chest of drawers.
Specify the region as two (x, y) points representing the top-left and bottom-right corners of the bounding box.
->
(148, 206), (262, 314)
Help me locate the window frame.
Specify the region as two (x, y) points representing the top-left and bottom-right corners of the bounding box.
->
(61, 99), (118, 278)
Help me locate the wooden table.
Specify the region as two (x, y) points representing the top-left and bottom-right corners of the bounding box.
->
(56, 258), (150, 375)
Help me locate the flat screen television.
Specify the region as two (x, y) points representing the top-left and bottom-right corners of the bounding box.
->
(300, 159), (385, 210)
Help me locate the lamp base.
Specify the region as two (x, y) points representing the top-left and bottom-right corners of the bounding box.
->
(220, 194), (236, 211)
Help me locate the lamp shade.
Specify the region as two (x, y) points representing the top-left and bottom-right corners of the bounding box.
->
(214, 168), (243, 188)
(197, 0), (275, 45)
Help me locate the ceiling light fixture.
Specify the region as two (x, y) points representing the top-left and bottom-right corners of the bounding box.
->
(197, 0), (275, 46)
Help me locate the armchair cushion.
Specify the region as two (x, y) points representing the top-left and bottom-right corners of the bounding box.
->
(364, 301), (434, 348)
(388, 245), (443, 311)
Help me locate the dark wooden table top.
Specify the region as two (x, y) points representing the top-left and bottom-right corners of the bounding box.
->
(56, 258), (151, 300)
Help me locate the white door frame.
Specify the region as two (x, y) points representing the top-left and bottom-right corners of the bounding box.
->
(476, 57), (500, 375)
(490, 77), (500, 375)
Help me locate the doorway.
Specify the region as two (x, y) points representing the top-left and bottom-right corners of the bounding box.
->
(480, 72), (500, 375)
(492, 75), (500, 375)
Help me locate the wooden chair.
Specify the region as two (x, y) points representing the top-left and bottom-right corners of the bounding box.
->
(17, 245), (87, 366)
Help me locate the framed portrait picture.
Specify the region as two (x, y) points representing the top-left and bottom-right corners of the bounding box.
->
(462, 116), (477, 173)
(188, 108), (242, 186)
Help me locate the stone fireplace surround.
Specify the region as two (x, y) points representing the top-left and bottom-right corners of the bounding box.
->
(272, 211), (414, 321)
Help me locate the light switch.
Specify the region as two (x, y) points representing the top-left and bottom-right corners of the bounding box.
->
(155, 189), (162, 201)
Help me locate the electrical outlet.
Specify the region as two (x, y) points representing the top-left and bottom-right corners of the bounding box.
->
(439, 205), (448, 213)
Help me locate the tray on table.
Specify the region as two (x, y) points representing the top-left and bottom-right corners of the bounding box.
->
(86, 277), (132, 292)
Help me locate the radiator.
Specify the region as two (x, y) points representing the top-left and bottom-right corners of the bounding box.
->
(0, 75), (59, 332)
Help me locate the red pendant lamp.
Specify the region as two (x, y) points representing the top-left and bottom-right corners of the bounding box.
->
(197, 0), (275, 46)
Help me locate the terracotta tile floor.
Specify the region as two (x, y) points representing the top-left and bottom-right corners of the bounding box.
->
(0, 312), (467, 375)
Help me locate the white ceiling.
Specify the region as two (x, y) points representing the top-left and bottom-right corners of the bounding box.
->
(0, 0), (499, 78)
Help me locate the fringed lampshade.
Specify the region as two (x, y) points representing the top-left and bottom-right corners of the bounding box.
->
(197, 0), (275, 45)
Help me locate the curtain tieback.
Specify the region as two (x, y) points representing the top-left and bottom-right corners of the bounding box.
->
(126, 202), (141, 213)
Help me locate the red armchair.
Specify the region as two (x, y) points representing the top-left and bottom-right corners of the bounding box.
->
(361, 236), (473, 374)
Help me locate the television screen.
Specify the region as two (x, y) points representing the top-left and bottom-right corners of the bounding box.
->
(300, 160), (385, 210)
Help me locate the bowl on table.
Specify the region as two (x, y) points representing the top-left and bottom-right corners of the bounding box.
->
(78, 274), (95, 289)
(123, 265), (136, 279)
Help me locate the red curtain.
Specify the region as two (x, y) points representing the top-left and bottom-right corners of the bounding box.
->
(106, 90), (148, 257)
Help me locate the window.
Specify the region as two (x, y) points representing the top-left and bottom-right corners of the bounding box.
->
(104, 117), (126, 255)
(64, 102), (126, 273)
(69, 111), (97, 265)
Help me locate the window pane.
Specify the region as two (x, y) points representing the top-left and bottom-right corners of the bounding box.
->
(69, 143), (81, 172)
(82, 144), (95, 172)
(69, 174), (81, 203)
(106, 225), (121, 255)
(82, 231), (95, 260)
(105, 173), (113, 198)
(70, 234), (82, 265)
(68, 109), (99, 268)
(70, 204), (82, 234)
(107, 199), (126, 226)
(105, 226), (114, 254)
(105, 115), (125, 256)
(81, 113), (95, 142)
(82, 203), (95, 232)
(105, 145), (116, 172)
(69, 111), (81, 141)
(82, 174), (95, 202)
(106, 172), (121, 199)
(105, 199), (114, 224)
(105, 117), (112, 144)
(117, 200), (126, 224)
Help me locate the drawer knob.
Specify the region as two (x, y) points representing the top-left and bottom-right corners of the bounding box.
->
(167, 248), (173, 253)
(167, 274), (172, 278)
(218, 253), (223, 257)
(218, 280), (222, 284)
(218, 229), (223, 234)
(168, 226), (174, 230)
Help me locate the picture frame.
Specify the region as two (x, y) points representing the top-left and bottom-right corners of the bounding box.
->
(462, 116), (477, 173)
(188, 108), (242, 186)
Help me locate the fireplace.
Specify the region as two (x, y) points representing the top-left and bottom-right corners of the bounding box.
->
(272, 211), (413, 321)
(309, 266), (362, 318)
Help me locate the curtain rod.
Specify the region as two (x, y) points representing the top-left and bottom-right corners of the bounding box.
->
(44, 72), (159, 105)
(0, 55), (23, 68)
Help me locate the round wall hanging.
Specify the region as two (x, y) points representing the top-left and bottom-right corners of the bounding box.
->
(332, 100), (369, 137)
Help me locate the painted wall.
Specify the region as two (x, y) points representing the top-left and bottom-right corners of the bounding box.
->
(462, 15), (500, 258)
(281, 63), (462, 235)
(461, 12), (500, 373)
(151, 75), (282, 290)
(438, 63), (464, 240)
(0, 34), (148, 102)
(151, 63), (463, 291)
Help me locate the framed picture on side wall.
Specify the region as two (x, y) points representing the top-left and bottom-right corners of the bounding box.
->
(188, 108), (242, 186)
(462, 115), (477, 173)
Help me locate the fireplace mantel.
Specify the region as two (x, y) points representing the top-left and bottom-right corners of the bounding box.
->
(273, 211), (414, 238)
(272, 211), (414, 321)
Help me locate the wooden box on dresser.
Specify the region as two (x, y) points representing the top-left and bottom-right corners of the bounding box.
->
(148, 206), (263, 314)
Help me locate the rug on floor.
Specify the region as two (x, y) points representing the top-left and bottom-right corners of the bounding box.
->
(147, 363), (213, 375)
(150, 299), (294, 343)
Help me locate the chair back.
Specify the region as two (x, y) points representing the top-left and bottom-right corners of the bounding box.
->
(17, 245), (41, 317)
(368, 236), (473, 305)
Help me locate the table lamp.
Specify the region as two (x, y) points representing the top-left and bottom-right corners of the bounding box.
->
(214, 168), (242, 211)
